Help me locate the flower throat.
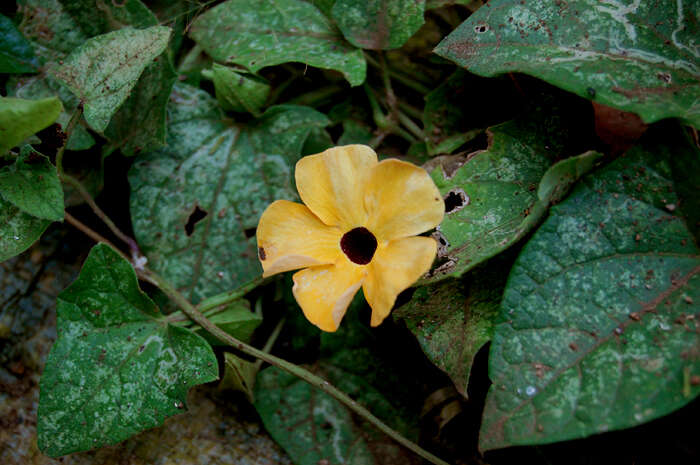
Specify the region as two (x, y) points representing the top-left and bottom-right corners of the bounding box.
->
(340, 227), (377, 265)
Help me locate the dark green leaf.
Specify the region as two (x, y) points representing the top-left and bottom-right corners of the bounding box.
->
(0, 203), (50, 262)
(301, 127), (334, 155)
(189, 0), (366, 86)
(331, 0), (426, 50)
(0, 96), (63, 155)
(480, 129), (700, 450)
(0, 13), (41, 73)
(422, 103), (598, 283)
(0, 146), (64, 221)
(435, 0), (700, 127)
(58, 0), (157, 37)
(221, 352), (258, 402)
(37, 243), (218, 457)
(205, 63), (271, 116)
(49, 26), (171, 132)
(130, 84), (329, 303)
(192, 300), (263, 346)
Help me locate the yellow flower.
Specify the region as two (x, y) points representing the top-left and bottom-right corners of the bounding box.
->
(256, 145), (445, 332)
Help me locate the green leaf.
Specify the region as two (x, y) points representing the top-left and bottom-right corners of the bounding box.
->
(395, 257), (509, 397)
(129, 84), (329, 303)
(192, 300), (263, 346)
(255, 301), (423, 465)
(189, 0), (366, 86)
(205, 63), (271, 116)
(331, 0), (426, 50)
(221, 352), (258, 402)
(480, 129), (700, 451)
(49, 25), (171, 132)
(301, 127), (334, 155)
(37, 243), (218, 457)
(57, 0), (158, 37)
(435, 0), (700, 128)
(0, 202), (50, 262)
(7, 75), (96, 151)
(422, 102), (598, 283)
(0, 13), (41, 73)
(0, 96), (63, 155)
(0, 146), (64, 221)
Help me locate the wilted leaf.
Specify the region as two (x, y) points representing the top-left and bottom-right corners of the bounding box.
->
(435, 0), (700, 128)
(37, 243), (218, 457)
(130, 84), (329, 303)
(189, 0), (366, 86)
(0, 13), (40, 73)
(205, 63), (271, 116)
(480, 127), (700, 451)
(0, 96), (63, 155)
(0, 146), (64, 221)
(331, 0), (426, 50)
(422, 101), (598, 283)
(49, 25), (171, 132)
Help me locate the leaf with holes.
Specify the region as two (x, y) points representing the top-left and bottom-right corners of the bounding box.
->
(37, 243), (218, 457)
(421, 99), (598, 284)
(204, 63), (271, 116)
(129, 84), (329, 303)
(189, 0), (366, 86)
(0, 13), (40, 73)
(395, 256), (510, 398)
(435, 0), (700, 128)
(0, 146), (64, 222)
(331, 0), (426, 50)
(49, 25), (171, 132)
(0, 96), (63, 155)
(479, 127), (700, 451)
(254, 300), (424, 465)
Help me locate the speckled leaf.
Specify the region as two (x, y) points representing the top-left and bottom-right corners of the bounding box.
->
(331, 0), (426, 50)
(129, 84), (329, 303)
(57, 0), (157, 37)
(0, 96), (63, 155)
(480, 129), (700, 451)
(0, 13), (40, 73)
(205, 63), (271, 116)
(435, 0), (700, 128)
(189, 0), (366, 86)
(395, 258), (508, 398)
(49, 26), (171, 132)
(37, 243), (218, 457)
(0, 202), (50, 262)
(422, 105), (597, 284)
(0, 146), (64, 221)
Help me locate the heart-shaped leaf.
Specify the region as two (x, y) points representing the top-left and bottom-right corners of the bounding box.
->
(480, 127), (700, 450)
(37, 243), (218, 457)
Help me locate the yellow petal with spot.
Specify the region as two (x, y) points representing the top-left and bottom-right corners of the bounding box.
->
(292, 260), (366, 332)
(257, 200), (342, 277)
(365, 159), (444, 241)
(296, 145), (377, 230)
(363, 236), (437, 327)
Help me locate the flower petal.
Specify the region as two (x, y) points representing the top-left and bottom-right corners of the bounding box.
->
(296, 145), (378, 229)
(292, 260), (366, 332)
(364, 159), (444, 241)
(257, 200), (342, 277)
(363, 236), (437, 327)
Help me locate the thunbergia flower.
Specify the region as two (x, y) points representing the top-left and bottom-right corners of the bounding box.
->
(256, 145), (445, 332)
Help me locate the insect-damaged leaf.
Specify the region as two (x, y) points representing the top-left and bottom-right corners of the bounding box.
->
(49, 25), (171, 132)
(129, 84), (329, 303)
(422, 98), (598, 284)
(435, 0), (700, 128)
(37, 244), (218, 457)
(480, 127), (700, 451)
(331, 0), (426, 50)
(0, 146), (64, 222)
(189, 0), (366, 86)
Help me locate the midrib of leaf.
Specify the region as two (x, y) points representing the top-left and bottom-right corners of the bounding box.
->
(488, 264), (700, 433)
(187, 128), (242, 301)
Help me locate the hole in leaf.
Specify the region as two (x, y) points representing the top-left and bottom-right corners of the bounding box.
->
(185, 205), (208, 236)
(244, 228), (256, 239)
(444, 189), (469, 214)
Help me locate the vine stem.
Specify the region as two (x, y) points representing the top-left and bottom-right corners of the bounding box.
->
(55, 105), (83, 177)
(142, 268), (451, 465)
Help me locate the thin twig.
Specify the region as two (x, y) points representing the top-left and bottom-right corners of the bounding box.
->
(64, 211), (129, 262)
(55, 105), (83, 177)
(254, 317), (285, 371)
(144, 268), (451, 465)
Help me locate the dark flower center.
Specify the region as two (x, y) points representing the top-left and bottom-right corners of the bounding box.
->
(340, 227), (377, 265)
